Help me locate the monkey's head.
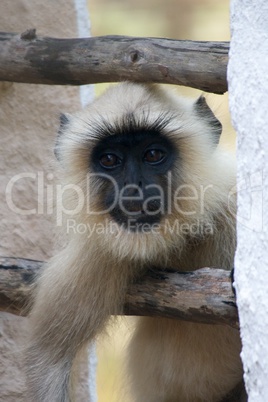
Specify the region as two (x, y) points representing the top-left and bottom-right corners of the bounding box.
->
(56, 82), (226, 262)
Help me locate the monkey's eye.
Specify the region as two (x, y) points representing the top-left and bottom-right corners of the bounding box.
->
(143, 149), (166, 165)
(99, 153), (122, 169)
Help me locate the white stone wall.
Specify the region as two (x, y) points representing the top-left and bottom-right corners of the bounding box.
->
(228, 1), (268, 400)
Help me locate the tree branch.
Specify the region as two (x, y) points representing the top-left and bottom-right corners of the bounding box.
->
(0, 30), (229, 94)
(0, 257), (238, 328)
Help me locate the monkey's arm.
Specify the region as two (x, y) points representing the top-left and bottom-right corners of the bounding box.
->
(25, 242), (130, 402)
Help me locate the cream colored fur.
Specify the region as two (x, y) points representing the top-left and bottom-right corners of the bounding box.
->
(25, 82), (243, 402)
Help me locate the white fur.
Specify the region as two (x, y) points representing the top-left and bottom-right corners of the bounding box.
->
(25, 83), (243, 402)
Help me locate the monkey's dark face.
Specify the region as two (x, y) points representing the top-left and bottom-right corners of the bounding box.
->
(90, 129), (177, 231)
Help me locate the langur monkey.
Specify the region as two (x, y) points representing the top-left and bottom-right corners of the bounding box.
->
(26, 82), (245, 402)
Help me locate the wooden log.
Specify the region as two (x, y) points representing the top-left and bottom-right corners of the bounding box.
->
(0, 30), (229, 93)
(0, 257), (42, 315)
(0, 257), (238, 328)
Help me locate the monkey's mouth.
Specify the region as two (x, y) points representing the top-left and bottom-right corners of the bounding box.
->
(110, 204), (162, 232)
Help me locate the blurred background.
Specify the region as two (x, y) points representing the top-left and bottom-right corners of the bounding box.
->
(88, 1), (234, 401)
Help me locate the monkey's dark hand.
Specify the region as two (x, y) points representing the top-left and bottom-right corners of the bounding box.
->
(230, 268), (236, 297)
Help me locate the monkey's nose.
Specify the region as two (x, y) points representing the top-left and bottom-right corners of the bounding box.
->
(122, 184), (143, 197)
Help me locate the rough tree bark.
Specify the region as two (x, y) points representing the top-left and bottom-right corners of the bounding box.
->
(0, 257), (239, 328)
(0, 31), (229, 93)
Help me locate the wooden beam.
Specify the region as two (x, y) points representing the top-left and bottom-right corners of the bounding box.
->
(0, 30), (229, 93)
(0, 257), (239, 328)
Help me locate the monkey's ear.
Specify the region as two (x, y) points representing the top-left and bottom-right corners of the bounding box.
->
(194, 96), (222, 146)
(54, 113), (71, 161)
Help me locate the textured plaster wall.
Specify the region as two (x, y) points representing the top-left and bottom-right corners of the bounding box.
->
(0, 1), (92, 400)
(228, 1), (268, 400)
